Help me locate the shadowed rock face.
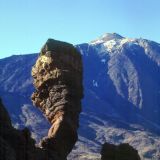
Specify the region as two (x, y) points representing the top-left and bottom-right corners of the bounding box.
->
(101, 143), (141, 160)
(31, 39), (83, 159)
(0, 98), (41, 160)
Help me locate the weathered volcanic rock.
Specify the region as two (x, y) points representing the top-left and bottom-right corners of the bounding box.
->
(0, 39), (83, 160)
(0, 98), (44, 160)
(101, 143), (141, 160)
(31, 39), (83, 160)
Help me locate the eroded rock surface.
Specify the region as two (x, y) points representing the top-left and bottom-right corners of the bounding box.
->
(31, 39), (83, 159)
(101, 143), (141, 160)
(0, 39), (83, 160)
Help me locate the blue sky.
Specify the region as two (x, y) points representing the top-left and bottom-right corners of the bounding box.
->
(0, 0), (160, 58)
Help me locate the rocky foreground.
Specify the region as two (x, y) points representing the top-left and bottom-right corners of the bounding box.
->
(101, 143), (141, 160)
(0, 98), (141, 160)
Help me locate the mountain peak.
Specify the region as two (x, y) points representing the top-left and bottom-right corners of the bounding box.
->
(101, 33), (124, 41)
(90, 33), (124, 45)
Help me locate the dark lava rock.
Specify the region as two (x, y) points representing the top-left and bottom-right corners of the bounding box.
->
(101, 143), (141, 160)
(0, 98), (43, 160)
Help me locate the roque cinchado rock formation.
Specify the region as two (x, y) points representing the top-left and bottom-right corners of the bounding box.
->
(31, 39), (83, 159)
(0, 39), (83, 160)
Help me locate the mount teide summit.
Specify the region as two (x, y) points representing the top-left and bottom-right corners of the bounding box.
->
(0, 33), (160, 159)
(76, 33), (160, 124)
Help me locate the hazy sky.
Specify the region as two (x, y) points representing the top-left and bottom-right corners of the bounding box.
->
(0, 0), (160, 58)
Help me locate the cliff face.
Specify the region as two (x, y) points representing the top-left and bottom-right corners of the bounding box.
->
(101, 143), (141, 160)
(31, 39), (83, 159)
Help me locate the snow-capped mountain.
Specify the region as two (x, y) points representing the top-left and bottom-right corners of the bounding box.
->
(80, 33), (160, 124)
(0, 33), (160, 159)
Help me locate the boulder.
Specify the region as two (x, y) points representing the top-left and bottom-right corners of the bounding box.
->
(101, 143), (141, 160)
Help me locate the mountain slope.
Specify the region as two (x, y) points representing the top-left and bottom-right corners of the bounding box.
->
(0, 33), (160, 159)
